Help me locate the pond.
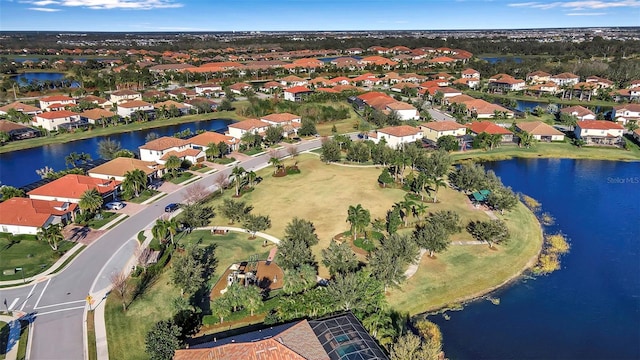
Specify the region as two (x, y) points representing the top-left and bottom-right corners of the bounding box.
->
(11, 72), (80, 87)
(428, 158), (640, 359)
(481, 57), (523, 64)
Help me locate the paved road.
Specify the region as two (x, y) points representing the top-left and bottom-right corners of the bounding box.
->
(0, 137), (325, 360)
(427, 107), (456, 122)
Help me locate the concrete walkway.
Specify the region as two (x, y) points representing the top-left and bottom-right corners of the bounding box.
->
(0, 314), (21, 360)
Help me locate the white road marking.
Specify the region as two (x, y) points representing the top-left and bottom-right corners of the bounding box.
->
(36, 305), (85, 317)
(33, 278), (50, 310)
(8, 298), (19, 310)
(35, 299), (85, 310)
(20, 283), (38, 311)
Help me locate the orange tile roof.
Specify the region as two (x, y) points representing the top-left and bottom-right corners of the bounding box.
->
(577, 120), (624, 130)
(0, 101), (42, 113)
(516, 121), (564, 136)
(357, 91), (392, 102)
(467, 121), (513, 135)
(118, 100), (152, 108)
(386, 101), (416, 111)
(27, 174), (120, 200)
(160, 148), (202, 160)
(614, 104), (640, 112)
(0, 197), (77, 228)
(40, 95), (74, 102)
(111, 89), (140, 96)
(153, 100), (188, 109)
(80, 108), (116, 120)
(284, 86), (312, 94)
(229, 119), (270, 131)
(316, 87), (339, 93)
(560, 105), (594, 117)
(0, 120), (32, 132)
(378, 125), (421, 137)
(88, 157), (158, 177)
(332, 85), (357, 92)
(261, 113), (300, 123)
(421, 121), (466, 131)
(36, 110), (79, 119)
(174, 338), (306, 360)
(140, 136), (190, 151)
(462, 68), (479, 75)
(189, 131), (237, 146)
(429, 56), (456, 63)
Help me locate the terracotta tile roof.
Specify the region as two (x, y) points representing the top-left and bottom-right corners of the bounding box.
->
(262, 81), (283, 88)
(332, 85), (357, 92)
(552, 72), (579, 79)
(316, 87), (339, 93)
(357, 92), (392, 103)
(118, 100), (153, 109)
(527, 70), (551, 78)
(0, 101), (42, 113)
(560, 105), (594, 117)
(467, 121), (513, 135)
(516, 121), (564, 136)
(229, 119), (270, 131)
(160, 148), (202, 160)
(27, 174), (120, 200)
(88, 157), (158, 177)
(281, 75), (305, 82)
(36, 110), (79, 119)
(614, 104), (640, 112)
(577, 120), (624, 130)
(111, 89), (140, 96)
(386, 101), (416, 111)
(378, 125), (421, 137)
(330, 76), (351, 83)
(261, 113), (300, 123)
(174, 338), (307, 360)
(0, 197), (77, 228)
(284, 86), (312, 94)
(229, 82), (251, 91)
(421, 121), (466, 131)
(0, 120), (32, 132)
(429, 56), (456, 63)
(140, 136), (190, 151)
(367, 96), (397, 110)
(462, 68), (479, 75)
(154, 100), (188, 109)
(81, 95), (110, 105)
(40, 95), (74, 102)
(447, 95), (476, 104)
(189, 131), (237, 146)
(461, 99), (512, 116)
(80, 108), (116, 120)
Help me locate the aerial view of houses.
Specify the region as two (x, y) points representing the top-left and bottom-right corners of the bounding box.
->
(0, 2), (639, 360)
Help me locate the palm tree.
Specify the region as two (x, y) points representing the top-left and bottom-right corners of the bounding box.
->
(152, 219), (168, 244)
(412, 202), (428, 221)
(246, 171), (257, 188)
(165, 217), (180, 245)
(65, 152), (80, 168)
(269, 157), (281, 175)
(346, 204), (371, 240)
(230, 166), (246, 197)
(79, 188), (103, 215)
(429, 177), (447, 203)
(122, 169), (147, 198)
(205, 142), (220, 160)
(37, 224), (64, 251)
(396, 199), (415, 227)
(518, 130), (534, 148)
(164, 155), (181, 178)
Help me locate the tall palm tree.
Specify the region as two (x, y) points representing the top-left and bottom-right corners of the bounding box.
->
(246, 171), (257, 188)
(230, 166), (246, 197)
(152, 219), (168, 244)
(205, 142), (220, 160)
(412, 202), (428, 221)
(346, 204), (371, 240)
(269, 157), (281, 175)
(429, 176), (447, 203)
(165, 217), (180, 245)
(518, 130), (534, 148)
(79, 188), (103, 215)
(164, 155), (181, 178)
(396, 199), (415, 227)
(37, 224), (64, 251)
(122, 169), (148, 198)
(65, 152), (80, 168)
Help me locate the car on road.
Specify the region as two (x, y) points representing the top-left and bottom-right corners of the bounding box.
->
(165, 203), (179, 212)
(105, 201), (125, 210)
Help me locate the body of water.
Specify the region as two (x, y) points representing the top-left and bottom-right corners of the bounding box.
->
(429, 158), (640, 359)
(318, 56), (362, 63)
(481, 57), (523, 64)
(11, 72), (79, 87)
(0, 118), (233, 187)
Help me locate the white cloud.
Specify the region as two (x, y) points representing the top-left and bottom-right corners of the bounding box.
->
(28, 6), (60, 11)
(566, 12), (607, 15)
(23, 0), (183, 10)
(508, 0), (640, 10)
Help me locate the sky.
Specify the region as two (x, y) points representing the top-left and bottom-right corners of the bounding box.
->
(0, 0), (639, 32)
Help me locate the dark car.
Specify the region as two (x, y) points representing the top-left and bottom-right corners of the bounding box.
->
(164, 203), (179, 212)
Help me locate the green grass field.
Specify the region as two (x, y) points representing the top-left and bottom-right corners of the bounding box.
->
(0, 321), (7, 360)
(0, 234), (75, 282)
(127, 189), (160, 204)
(169, 172), (194, 184)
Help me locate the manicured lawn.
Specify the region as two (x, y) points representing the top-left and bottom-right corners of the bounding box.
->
(212, 157), (236, 165)
(0, 234), (75, 282)
(452, 142), (640, 162)
(87, 311), (97, 360)
(16, 320), (28, 360)
(105, 231), (273, 360)
(204, 153), (408, 278)
(196, 166), (211, 173)
(316, 102), (361, 136)
(463, 89), (619, 108)
(169, 172), (194, 184)
(240, 147), (265, 156)
(127, 189), (160, 204)
(387, 200), (542, 315)
(0, 321), (7, 360)
(85, 212), (118, 229)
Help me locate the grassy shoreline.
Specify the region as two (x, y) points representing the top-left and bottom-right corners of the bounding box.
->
(452, 142), (640, 162)
(0, 110), (244, 154)
(463, 89), (618, 108)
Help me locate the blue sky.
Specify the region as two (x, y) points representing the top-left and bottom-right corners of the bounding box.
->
(0, 0), (639, 32)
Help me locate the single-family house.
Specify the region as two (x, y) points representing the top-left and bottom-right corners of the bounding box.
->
(0, 198), (77, 235)
(194, 83), (223, 96)
(167, 87), (197, 100)
(27, 174), (120, 203)
(88, 157), (162, 182)
(279, 75), (308, 87)
(560, 105), (596, 121)
(459, 99), (514, 119)
(550, 73), (580, 87)
(116, 100), (155, 118)
(38, 95), (76, 111)
(461, 68), (480, 79)
(283, 86), (313, 102)
(79, 108), (118, 125)
(453, 77), (480, 89)
(515, 121), (565, 142)
(371, 125), (423, 148)
(139, 136), (203, 164)
(612, 104), (640, 126)
(32, 110), (81, 131)
(0, 101), (42, 116)
(154, 100), (190, 115)
(574, 120), (625, 145)
(526, 71), (551, 84)
(228, 82), (252, 95)
(189, 131), (239, 153)
(385, 102), (419, 121)
(420, 121), (467, 142)
(80, 95), (112, 109)
(0, 120), (39, 140)
(226, 119), (271, 139)
(109, 90), (142, 105)
(488, 74), (526, 92)
(526, 82), (558, 96)
(586, 76), (614, 89)
(467, 121), (514, 142)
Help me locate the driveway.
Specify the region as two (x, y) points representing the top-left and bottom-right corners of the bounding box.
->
(63, 225), (105, 245)
(116, 202), (147, 216)
(427, 108), (456, 122)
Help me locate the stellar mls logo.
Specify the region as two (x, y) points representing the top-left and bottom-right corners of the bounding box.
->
(607, 177), (640, 184)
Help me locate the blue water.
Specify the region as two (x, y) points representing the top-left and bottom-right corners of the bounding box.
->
(481, 57), (523, 64)
(11, 72), (80, 87)
(318, 56), (362, 63)
(0, 118), (233, 187)
(430, 159), (640, 359)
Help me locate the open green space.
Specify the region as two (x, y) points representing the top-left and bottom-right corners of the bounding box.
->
(316, 102), (362, 136)
(0, 233), (75, 282)
(105, 231), (273, 360)
(452, 142), (640, 162)
(16, 321), (28, 360)
(127, 189), (160, 204)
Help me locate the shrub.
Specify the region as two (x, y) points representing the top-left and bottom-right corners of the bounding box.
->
(202, 315), (218, 326)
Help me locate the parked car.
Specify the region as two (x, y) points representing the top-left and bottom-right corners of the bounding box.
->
(165, 203), (179, 212)
(105, 201), (125, 210)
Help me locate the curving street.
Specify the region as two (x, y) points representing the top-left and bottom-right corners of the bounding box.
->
(0, 137), (326, 360)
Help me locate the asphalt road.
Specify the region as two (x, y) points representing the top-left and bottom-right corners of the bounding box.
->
(0, 137), (325, 360)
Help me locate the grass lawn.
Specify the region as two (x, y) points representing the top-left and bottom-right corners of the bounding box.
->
(240, 147), (265, 156)
(196, 166), (211, 173)
(105, 231), (273, 360)
(204, 153), (408, 278)
(87, 311), (97, 360)
(127, 189), (160, 204)
(169, 172), (194, 184)
(0, 321), (7, 360)
(0, 234), (75, 282)
(16, 320), (28, 360)
(387, 200), (542, 315)
(316, 101), (361, 136)
(85, 212), (118, 229)
(452, 142), (640, 162)
(212, 157), (236, 165)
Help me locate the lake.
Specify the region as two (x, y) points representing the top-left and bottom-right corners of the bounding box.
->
(481, 57), (523, 64)
(0, 118), (233, 188)
(429, 159), (640, 359)
(11, 72), (80, 87)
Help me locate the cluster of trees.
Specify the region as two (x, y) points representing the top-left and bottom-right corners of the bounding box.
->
(210, 282), (264, 323)
(218, 198), (271, 237)
(449, 162), (519, 214)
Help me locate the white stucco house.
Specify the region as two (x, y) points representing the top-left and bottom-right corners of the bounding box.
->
(32, 110), (81, 131)
(371, 125), (423, 148)
(116, 100), (154, 118)
(139, 136), (204, 164)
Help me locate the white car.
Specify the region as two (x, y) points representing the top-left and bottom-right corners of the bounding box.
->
(105, 201), (125, 210)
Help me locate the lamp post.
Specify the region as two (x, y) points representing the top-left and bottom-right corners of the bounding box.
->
(15, 267), (24, 284)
